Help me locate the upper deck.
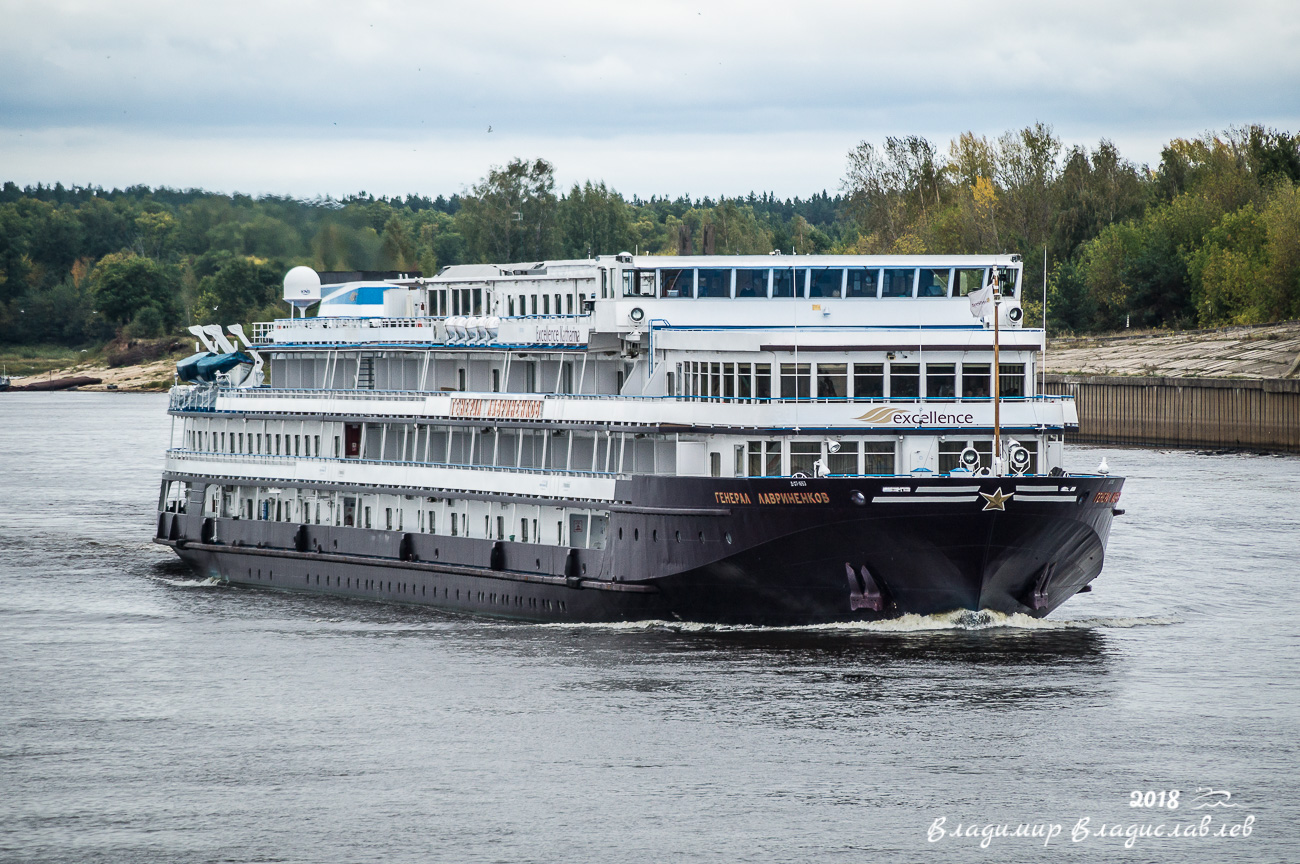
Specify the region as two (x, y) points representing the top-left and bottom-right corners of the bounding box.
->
(255, 253), (1030, 352)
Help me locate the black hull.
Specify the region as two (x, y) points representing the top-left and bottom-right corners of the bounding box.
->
(157, 474), (1124, 625)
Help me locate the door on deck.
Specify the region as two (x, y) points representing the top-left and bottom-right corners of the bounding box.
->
(344, 424), (361, 458)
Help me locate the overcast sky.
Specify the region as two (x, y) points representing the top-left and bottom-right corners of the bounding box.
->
(2, 0), (1298, 199)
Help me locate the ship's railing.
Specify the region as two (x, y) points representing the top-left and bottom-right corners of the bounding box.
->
(208, 386), (1073, 405)
(165, 448), (622, 479)
(168, 383), (219, 412)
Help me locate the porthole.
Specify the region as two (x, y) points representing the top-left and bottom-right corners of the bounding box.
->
(725, 532), (733, 544)
(634, 528), (639, 541)
(675, 531), (681, 543)
(698, 531), (704, 542)
(652, 529), (658, 542)
(434, 548), (440, 559)
(581, 563), (587, 574)
(618, 527), (623, 540)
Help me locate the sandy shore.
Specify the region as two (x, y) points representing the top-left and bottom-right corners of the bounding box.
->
(7, 357), (180, 392)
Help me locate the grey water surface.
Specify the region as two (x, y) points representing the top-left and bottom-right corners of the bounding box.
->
(1, 392), (1297, 862)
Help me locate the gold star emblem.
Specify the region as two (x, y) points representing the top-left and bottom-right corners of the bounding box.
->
(979, 487), (1013, 511)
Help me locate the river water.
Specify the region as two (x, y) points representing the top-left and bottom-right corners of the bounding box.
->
(1, 392), (1297, 862)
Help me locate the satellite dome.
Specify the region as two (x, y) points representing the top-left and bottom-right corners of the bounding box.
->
(283, 266), (322, 311)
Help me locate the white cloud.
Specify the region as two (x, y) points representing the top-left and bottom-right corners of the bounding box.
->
(1, 0), (1297, 195)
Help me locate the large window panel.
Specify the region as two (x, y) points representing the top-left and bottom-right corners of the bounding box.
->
(771, 268), (796, 298)
(881, 268), (916, 297)
(789, 442), (820, 477)
(808, 268), (843, 298)
(962, 363), (991, 398)
(954, 268), (986, 296)
(697, 268), (730, 298)
(735, 269), (768, 298)
(918, 268), (951, 297)
(853, 363), (884, 399)
(863, 441), (896, 475)
(659, 269), (693, 298)
(846, 268), (879, 298)
(926, 363), (957, 398)
(889, 363), (920, 398)
(780, 363), (811, 400)
(816, 363), (848, 399)
(999, 363), (1026, 398)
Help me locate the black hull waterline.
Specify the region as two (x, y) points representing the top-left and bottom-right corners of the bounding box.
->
(157, 475), (1124, 626)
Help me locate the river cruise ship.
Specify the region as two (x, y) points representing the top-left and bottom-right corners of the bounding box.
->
(155, 254), (1124, 624)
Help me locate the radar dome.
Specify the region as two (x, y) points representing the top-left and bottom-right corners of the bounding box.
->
(283, 266), (322, 313)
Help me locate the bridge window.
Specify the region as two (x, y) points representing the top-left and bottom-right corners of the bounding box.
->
(853, 363), (884, 399)
(993, 266), (1018, 298)
(918, 268), (951, 297)
(735, 269), (768, 297)
(772, 268), (796, 298)
(697, 269), (730, 298)
(881, 268), (916, 298)
(659, 268), (693, 298)
(954, 268), (986, 296)
(889, 363), (920, 398)
(962, 363), (991, 398)
(816, 363), (847, 399)
(926, 364), (957, 398)
(846, 268), (879, 298)
(808, 268), (842, 298)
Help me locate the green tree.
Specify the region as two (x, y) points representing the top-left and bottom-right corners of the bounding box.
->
(194, 256), (282, 326)
(460, 158), (560, 263)
(559, 181), (632, 258)
(89, 252), (179, 328)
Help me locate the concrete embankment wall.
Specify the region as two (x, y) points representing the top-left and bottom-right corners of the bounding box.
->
(1043, 374), (1300, 452)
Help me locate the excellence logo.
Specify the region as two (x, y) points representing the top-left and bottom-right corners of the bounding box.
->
(855, 406), (975, 426)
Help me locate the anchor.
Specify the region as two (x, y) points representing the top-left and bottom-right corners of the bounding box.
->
(846, 563), (885, 612)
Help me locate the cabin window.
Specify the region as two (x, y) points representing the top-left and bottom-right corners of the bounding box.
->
(543, 295), (550, 315)
(364, 506), (372, 529)
(828, 441), (859, 475)
(853, 363), (884, 399)
(492, 369), (500, 392)
(457, 368), (466, 391)
(735, 269), (768, 298)
(926, 364), (957, 398)
(889, 364), (920, 398)
(918, 268), (952, 297)
(1017, 440), (1039, 473)
(881, 268), (916, 298)
(508, 297), (515, 316)
(747, 441), (781, 477)
(816, 363), (848, 399)
(846, 268), (879, 298)
(780, 363), (811, 400)
(530, 295), (537, 315)
(554, 294), (561, 314)
(999, 363), (1026, 397)
(710, 362), (721, 401)
(789, 442), (820, 476)
(771, 268), (796, 298)
(863, 441), (896, 475)
(385, 508), (393, 530)
(709, 452), (722, 477)
(962, 364), (991, 398)
(565, 294), (573, 314)
(697, 269), (730, 297)
(737, 363), (753, 400)
(660, 268), (693, 298)
(722, 363), (735, 399)
(600, 269), (608, 298)
(313, 435), (320, 456)
(939, 441), (968, 474)
(755, 364), (772, 399)
(809, 268), (842, 298)
(954, 268), (986, 296)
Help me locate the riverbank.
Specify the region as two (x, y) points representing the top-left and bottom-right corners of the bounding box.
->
(5, 356), (178, 391)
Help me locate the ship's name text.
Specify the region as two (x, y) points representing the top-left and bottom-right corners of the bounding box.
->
(714, 491), (830, 505)
(449, 398), (544, 420)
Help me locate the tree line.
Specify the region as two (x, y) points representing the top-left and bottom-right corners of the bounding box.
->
(1, 122), (1297, 349)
